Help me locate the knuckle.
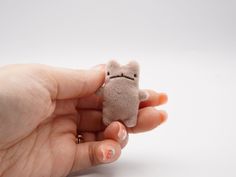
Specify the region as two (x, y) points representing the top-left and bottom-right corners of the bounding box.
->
(88, 144), (98, 166)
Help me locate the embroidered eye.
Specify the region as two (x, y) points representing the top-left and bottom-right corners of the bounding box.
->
(134, 74), (137, 77)
(107, 72), (110, 76)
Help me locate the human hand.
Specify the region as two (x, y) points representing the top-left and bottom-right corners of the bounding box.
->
(0, 64), (167, 177)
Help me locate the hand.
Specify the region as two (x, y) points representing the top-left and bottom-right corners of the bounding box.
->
(0, 64), (168, 177)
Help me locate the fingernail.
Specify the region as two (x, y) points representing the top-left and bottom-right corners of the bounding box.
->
(160, 93), (168, 104)
(118, 124), (127, 141)
(92, 64), (105, 71)
(100, 145), (116, 162)
(159, 110), (168, 123)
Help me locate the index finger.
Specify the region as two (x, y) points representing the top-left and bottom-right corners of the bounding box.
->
(45, 65), (105, 100)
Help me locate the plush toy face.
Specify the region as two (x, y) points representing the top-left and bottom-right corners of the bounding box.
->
(105, 60), (140, 87)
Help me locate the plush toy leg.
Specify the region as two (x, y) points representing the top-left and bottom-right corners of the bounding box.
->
(123, 117), (137, 128)
(103, 117), (113, 126)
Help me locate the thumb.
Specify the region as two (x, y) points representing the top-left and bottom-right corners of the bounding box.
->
(71, 140), (121, 172)
(45, 64), (105, 99)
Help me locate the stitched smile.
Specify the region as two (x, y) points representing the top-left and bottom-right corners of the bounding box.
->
(109, 75), (134, 81)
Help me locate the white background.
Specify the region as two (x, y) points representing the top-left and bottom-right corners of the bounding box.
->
(0, 0), (236, 177)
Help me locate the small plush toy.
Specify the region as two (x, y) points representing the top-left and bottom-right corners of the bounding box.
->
(97, 60), (148, 127)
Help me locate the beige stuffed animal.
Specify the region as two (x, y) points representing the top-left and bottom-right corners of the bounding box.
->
(97, 60), (148, 127)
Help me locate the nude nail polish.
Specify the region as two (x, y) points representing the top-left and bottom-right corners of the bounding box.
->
(100, 145), (116, 162)
(118, 126), (127, 141)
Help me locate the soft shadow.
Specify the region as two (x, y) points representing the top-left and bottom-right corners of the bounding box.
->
(68, 159), (151, 177)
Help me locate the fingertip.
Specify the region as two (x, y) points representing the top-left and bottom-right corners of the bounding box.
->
(159, 110), (168, 123)
(145, 108), (167, 126)
(79, 69), (105, 96)
(105, 121), (120, 133)
(72, 140), (121, 172)
(96, 142), (121, 163)
(128, 107), (168, 133)
(159, 93), (168, 104)
(104, 121), (128, 148)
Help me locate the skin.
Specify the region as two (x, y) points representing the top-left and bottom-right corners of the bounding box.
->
(0, 64), (168, 177)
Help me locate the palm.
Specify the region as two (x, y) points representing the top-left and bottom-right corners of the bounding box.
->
(9, 114), (78, 177)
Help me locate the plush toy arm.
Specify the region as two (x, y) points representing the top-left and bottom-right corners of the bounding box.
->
(96, 87), (104, 96)
(139, 90), (149, 102)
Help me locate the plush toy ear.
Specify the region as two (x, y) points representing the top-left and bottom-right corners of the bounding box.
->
(127, 60), (140, 73)
(107, 60), (120, 70)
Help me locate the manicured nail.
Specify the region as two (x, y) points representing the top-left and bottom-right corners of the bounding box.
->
(118, 125), (127, 141)
(160, 93), (168, 104)
(100, 145), (116, 162)
(159, 110), (168, 123)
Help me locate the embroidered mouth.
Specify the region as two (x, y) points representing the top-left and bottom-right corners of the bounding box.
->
(109, 75), (134, 81)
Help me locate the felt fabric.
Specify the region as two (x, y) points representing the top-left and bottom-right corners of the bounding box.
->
(97, 60), (148, 127)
